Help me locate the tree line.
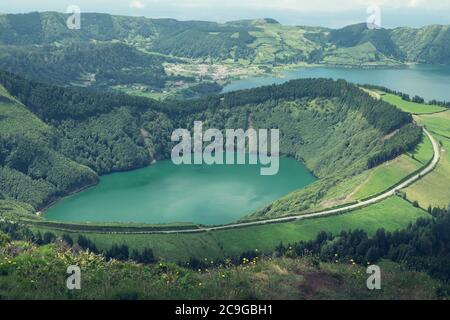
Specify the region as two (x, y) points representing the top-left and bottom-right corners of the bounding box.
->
(363, 84), (450, 109)
(273, 204), (450, 287)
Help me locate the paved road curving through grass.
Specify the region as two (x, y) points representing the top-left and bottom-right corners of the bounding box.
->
(31, 129), (438, 235)
(112, 128), (439, 235)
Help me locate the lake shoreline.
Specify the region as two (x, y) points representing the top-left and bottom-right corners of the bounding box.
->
(39, 160), (162, 216)
(222, 64), (450, 101)
(43, 155), (317, 225)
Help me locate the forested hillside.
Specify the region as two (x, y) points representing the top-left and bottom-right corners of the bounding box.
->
(0, 83), (98, 208)
(0, 12), (450, 95)
(391, 25), (450, 64)
(0, 42), (179, 87)
(0, 71), (420, 217)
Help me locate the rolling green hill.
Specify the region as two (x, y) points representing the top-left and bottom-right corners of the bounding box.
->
(0, 42), (177, 87)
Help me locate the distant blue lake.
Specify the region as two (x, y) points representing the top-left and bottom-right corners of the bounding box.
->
(223, 65), (450, 102)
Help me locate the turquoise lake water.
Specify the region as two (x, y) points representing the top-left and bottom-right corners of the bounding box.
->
(45, 157), (316, 225)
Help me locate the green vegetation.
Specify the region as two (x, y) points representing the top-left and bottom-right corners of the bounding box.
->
(275, 205), (450, 291)
(353, 156), (419, 200)
(322, 42), (400, 67)
(1, 200), (448, 300)
(406, 136), (450, 208)
(416, 110), (450, 138)
(367, 124), (422, 168)
(1, 12), (450, 99)
(0, 241), (439, 300)
(32, 197), (427, 262)
(1, 11), (450, 301)
(0, 42), (183, 88)
(0, 73), (419, 218)
(352, 133), (433, 200)
(382, 93), (446, 114)
(0, 85), (52, 139)
(407, 133), (434, 165)
(0, 83), (98, 208)
(391, 24), (450, 65)
(402, 111), (450, 208)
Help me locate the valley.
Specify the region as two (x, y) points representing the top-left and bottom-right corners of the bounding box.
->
(1, 10), (450, 301)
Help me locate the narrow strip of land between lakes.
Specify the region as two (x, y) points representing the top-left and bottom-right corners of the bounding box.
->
(91, 128), (440, 235)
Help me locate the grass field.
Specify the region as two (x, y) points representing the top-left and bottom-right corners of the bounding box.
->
(405, 136), (450, 208)
(35, 196), (428, 262)
(323, 42), (400, 66)
(352, 156), (419, 200)
(351, 134), (432, 200)
(0, 242), (439, 300)
(382, 93), (447, 114)
(415, 110), (450, 138)
(404, 111), (450, 208)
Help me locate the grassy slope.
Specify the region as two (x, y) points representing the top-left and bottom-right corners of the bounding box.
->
(352, 135), (432, 200)
(354, 91), (449, 208)
(34, 197), (427, 262)
(248, 23), (318, 64)
(0, 200), (37, 220)
(382, 94), (446, 114)
(416, 110), (450, 138)
(404, 111), (450, 208)
(322, 42), (398, 66)
(0, 239), (439, 300)
(352, 156), (419, 200)
(406, 136), (450, 208)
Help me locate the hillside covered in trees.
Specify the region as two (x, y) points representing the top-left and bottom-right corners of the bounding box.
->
(0, 70), (420, 218)
(0, 12), (450, 95)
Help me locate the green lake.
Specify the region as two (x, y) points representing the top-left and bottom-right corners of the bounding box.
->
(45, 157), (316, 225)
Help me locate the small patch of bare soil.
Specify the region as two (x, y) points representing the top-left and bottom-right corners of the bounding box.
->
(297, 272), (344, 300)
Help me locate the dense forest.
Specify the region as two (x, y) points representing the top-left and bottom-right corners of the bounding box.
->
(0, 42), (186, 88)
(0, 70), (420, 217)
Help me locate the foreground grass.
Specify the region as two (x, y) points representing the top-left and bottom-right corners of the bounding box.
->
(0, 239), (440, 300)
(34, 197), (428, 262)
(382, 93), (446, 114)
